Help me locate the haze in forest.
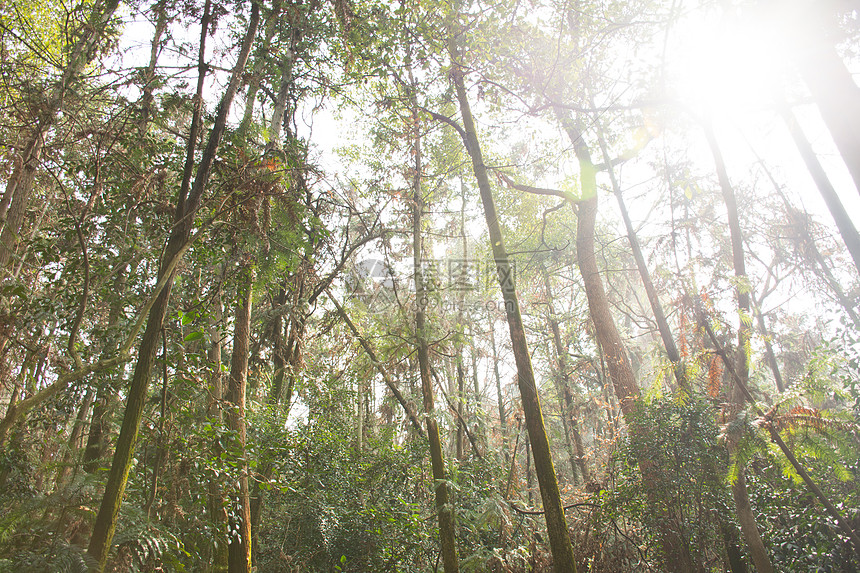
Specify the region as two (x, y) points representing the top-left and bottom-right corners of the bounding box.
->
(0, 0), (859, 571)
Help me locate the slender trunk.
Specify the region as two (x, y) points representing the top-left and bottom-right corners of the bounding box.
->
(240, 0), (283, 132)
(456, 359), (465, 461)
(83, 265), (131, 473)
(504, 418), (523, 500)
(488, 311), (507, 434)
(86, 7), (259, 569)
(139, 1), (169, 133)
(757, 159), (860, 328)
(226, 265), (254, 573)
(56, 388), (94, 486)
(410, 67), (459, 573)
(704, 121), (774, 573)
(244, 1), (319, 549)
(593, 123), (687, 391)
(248, 285), (291, 568)
(526, 436), (533, 506)
(791, 3), (860, 197)
(451, 60), (576, 572)
(144, 329), (170, 518)
(751, 298), (785, 393)
(0, 0), (121, 270)
(806, 237), (860, 329)
(429, 365), (483, 459)
(542, 267), (589, 484)
(779, 103), (860, 275)
(357, 375), (365, 451)
(468, 324), (484, 448)
(207, 281), (229, 572)
(328, 292), (425, 437)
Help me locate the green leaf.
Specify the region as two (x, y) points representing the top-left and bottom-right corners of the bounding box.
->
(184, 331), (204, 342)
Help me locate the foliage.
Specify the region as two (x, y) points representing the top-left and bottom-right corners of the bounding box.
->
(606, 397), (737, 570)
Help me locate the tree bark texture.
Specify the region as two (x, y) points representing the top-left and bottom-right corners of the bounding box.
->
(226, 265), (254, 573)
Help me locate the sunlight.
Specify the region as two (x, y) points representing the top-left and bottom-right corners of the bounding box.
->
(673, 6), (787, 118)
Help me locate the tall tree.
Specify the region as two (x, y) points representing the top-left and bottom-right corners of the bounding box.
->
(409, 67), (460, 572)
(782, 0), (860, 196)
(225, 262), (254, 573)
(450, 29), (578, 572)
(86, 4), (260, 568)
(556, 112), (699, 573)
(703, 120), (774, 573)
(778, 102), (860, 275)
(0, 0), (122, 270)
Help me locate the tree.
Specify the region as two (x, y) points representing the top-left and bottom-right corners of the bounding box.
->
(780, 0), (860, 197)
(450, 27), (579, 572)
(87, 4), (260, 568)
(0, 0), (121, 271)
(703, 120), (774, 573)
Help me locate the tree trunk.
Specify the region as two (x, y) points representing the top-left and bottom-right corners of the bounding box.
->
(0, 0), (121, 270)
(779, 103), (860, 275)
(328, 292), (426, 436)
(788, 0), (860, 197)
(542, 267), (589, 484)
(83, 264), (132, 473)
(593, 123), (687, 392)
(239, 0), (283, 132)
(410, 66), (460, 573)
(456, 358), (466, 461)
(488, 311), (507, 443)
(86, 6), (259, 569)
(207, 280), (229, 572)
(226, 265), (254, 573)
(56, 388), (94, 486)
(751, 297), (785, 394)
(704, 121), (774, 573)
(451, 60), (577, 572)
(144, 329), (170, 519)
(558, 113), (696, 573)
(758, 161), (860, 328)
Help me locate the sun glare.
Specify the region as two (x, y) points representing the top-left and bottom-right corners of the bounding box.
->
(672, 6), (787, 118)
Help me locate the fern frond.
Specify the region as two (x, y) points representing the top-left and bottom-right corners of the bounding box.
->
(772, 406), (860, 434)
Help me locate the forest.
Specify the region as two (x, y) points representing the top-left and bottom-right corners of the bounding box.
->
(1, 0), (859, 570)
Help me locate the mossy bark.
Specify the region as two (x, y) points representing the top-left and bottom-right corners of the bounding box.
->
(85, 6), (260, 569)
(451, 64), (577, 573)
(226, 265), (254, 573)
